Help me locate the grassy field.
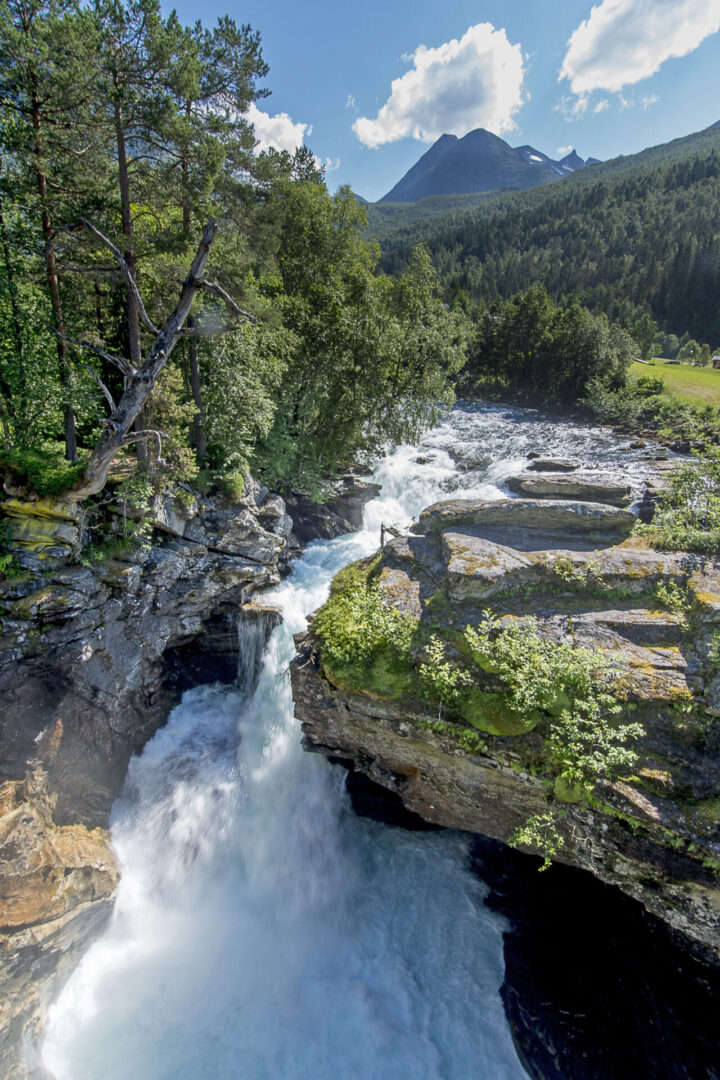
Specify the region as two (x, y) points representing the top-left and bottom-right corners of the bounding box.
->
(629, 359), (720, 407)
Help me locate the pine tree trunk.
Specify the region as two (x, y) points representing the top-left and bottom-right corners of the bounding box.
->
(187, 316), (207, 460)
(31, 85), (77, 461)
(113, 97), (147, 467)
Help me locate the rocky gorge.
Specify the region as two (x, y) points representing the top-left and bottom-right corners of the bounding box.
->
(0, 470), (379, 1078)
(2, 403), (720, 1079)
(293, 481), (720, 963)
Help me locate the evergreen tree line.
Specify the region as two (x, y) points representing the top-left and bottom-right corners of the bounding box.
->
(0, 0), (465, 502)
(376, 133), (720, 349)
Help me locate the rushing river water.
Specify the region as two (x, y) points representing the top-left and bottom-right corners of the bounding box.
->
(42, 405), (659, 1080)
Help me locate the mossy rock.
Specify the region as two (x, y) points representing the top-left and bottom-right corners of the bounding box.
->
(327, 553), (381, 597)
(458, 688), (540, 736)
(554, 774), (585, 803)
(322, 647), (418, 701)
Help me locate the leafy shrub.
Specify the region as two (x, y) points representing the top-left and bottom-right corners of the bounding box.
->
(418, 634), (472, 718)
(0, 443), (89, 496)
(641, 448), (720, 554)
(464, 614), (643, 790)
(314, 580), (416, 664)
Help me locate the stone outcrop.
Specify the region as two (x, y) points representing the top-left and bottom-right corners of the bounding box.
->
(526, 456), (579, 472)
(505, 472), (632, 505)
(292, 496), (720, 966)
(284, 476), (381, 543)
(0, 478), (291, 1078)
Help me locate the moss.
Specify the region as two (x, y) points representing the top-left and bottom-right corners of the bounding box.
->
(322, 647), (419, 701)
(458, 687), (540, 736)
(327, 553), (381, 597)
(695, 797), (720, 825)
(554, 774), (585, 803)
(424, 588), (450, 613)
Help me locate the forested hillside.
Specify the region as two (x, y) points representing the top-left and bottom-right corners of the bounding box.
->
(375, 124), (720, 344)
(0, 0), (465, 507)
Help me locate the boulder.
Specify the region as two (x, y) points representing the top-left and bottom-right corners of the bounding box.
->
(415, 498), (637, 540)
(506, 472), (632, 506)
(442, 533), (534, 599)
(527, 457), (580, 472)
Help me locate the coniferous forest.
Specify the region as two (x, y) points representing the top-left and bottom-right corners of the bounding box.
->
(0, 0), (466, 506)
(374, 124), (720, 348)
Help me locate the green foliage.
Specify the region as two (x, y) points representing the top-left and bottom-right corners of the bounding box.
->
(464, 613), (644, 865)
(254, 184), (467, 492)
(653, 581), (692, 621)
(584, 373), (720, 446)
(509, 812), (566, 872)
(460, 286), (634, 403)
(202, 318), (290, 476)
(314, 579), (416, 665)
(640, 449), (720, 554)
(374, 126), (720, 346)
(418, 634), (472, 718)
(0, 444), (88, 495)
(216, 471), (245, 501)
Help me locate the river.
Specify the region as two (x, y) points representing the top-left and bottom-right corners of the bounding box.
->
(41, 404), (658, 1080)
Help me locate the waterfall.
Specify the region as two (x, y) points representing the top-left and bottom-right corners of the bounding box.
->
(236, 607), (279, 697)
(42, 404), (659, 1080)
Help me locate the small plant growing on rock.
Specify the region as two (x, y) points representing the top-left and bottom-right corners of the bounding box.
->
(418, 635), (472, 719)
(653, 580), (692, 622)
(510, 812), (566, 871)
(465, 612), (645, 866)
(314, 581), (415, 663)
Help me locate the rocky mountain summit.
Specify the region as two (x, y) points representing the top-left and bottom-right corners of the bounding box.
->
(292, 462), (720, 965)
(380, 128), (598, 203)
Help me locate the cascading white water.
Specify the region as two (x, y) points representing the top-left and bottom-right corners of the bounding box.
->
(42, 405), (659, 1080)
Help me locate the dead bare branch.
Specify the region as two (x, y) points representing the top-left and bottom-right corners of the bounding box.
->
(194, 279), (257, 323)
(60, 333), (134, 377)
(69, 220), (219, 499)
(77, 363), (116, 412)
(70, 219), (160, 337)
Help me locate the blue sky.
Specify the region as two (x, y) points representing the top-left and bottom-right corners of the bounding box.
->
(167, 0), (720, 201)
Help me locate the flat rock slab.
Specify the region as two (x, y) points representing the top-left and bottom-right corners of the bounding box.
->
(442, 533), (534, 599)
(416, 498), (637, 539)
(506, 473), (632, 506)
(527, 457), (580, 472)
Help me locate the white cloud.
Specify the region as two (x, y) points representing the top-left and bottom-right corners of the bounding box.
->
(323, 157), (341, 172)
(246, 102), (312, 154)
(594, 98), (610, 113)
(345, 94), (357, 110)
(556, 144), (573, 156)
(555, 94), (589, 119)
(559, 0), (720, 97)
(642, 93), (660, 109)
(353, 23), (526, 148)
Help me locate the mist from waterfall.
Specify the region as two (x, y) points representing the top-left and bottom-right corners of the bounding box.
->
(42, 404), (657, 1080)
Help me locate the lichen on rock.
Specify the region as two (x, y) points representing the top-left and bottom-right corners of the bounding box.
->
(293, 495), (720, 964)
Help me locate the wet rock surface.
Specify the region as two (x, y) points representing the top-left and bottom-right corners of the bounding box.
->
(293, 493), (720, 966)
(343, 769), (720, 1080)
(284, 476), (381, 544)
(0, 478), (292, 1078)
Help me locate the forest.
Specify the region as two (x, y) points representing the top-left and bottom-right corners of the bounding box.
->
(0, 0), (466, 512)
(375, 124), (720, 347)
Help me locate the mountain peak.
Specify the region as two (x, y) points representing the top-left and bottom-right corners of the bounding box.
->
(559, 149), (586, 171)
(380, 130), (597, 203)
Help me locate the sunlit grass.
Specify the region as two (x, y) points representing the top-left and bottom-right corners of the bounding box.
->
(629, 360), (720, 407)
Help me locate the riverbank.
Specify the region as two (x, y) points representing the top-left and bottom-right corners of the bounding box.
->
(1, 401), (714, 1079)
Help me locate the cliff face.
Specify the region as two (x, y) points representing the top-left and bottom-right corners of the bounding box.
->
(292, 495), (720, 965)
(0, 478), (292, 1078)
